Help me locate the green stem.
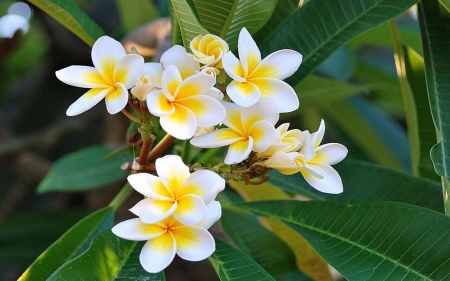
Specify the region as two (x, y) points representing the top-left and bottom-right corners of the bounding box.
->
(181, 140), (190, 163)
(197, 147), (222, 163)
(121, 109), (141, 124)
(108, 183), (134, 211)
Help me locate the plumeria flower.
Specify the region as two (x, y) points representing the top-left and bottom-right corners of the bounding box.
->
(128, 155), (225, 225)
(191, 98), (278, 164)
(146, 64), (226, 139)
(160, 45), (200, 79)
(56, 36), (144, 116)
(258, 123), (303, 158)
(131, 63), (163, 101)
(190, 34), (229, 68)
(264, 120), (347, 194)
(222, 27), (302, 113)
(112, 201), (221, 273)
(0, 2), (31, 38)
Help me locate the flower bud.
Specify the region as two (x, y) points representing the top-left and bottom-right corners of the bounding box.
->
(131, 75), (155, 101)
(190, 34), (229, 68)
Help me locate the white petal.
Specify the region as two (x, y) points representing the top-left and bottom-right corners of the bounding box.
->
(161, 65), (181, 100)
(221, 101), (246, 133)
(105, 82), (129, 114)
(178, 96), (225, 127)
(142, 62), (163, 88)
(190, 128), (245, 148)
(91, 36), (126, 78)
(140, 233), (176, 273)
(226, 80), (261, 108)
(8, 3), (32, 20)
(241, 98), (279, 127)
(248, 120), (277, 152)
(311, 119), (325, 148)
(224, 138), (253, 164)
(127, 173), (172, 199)
(238, 27), (261, 76)
(160, 105), (197, 139)
(196, 200), (222, 229)
(175, 72), (215, 100)
(180, 170), (225, 202)
(299, 131), (315, 161)
(112, 218), (165, 241)
(301, 163), (343, 194)
(66, 87), (111, 116)
(250, 78), (299, 113)
(130, 198), (177, 224)
(0, 14), (28, 38)
(222, 51), (246, 82)
(161, 45), (199, 79)
(205, 87), (224, 101)
(314, 143), (348, 165)
(56, 66), (108, 88)
(264, 151), (302, 175)
(113, 54), (144, 88)
(146, 89), (175, 117)
(155, 155), (191, 195)
(173, 194), (207, 225)
(172, 226), (215, 261)
(250, 49), (302, 80)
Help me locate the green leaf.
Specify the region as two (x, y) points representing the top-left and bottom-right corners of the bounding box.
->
(221, 209), (311, 281)
(192, 0), (278, 50)
(418, 0), (450, 212)
(211, 237), (275, 281)
(0, 209), (88, 266)
(261, 0), (420, 86)
(47, 231), (165, 280)
(233, 200), (450, 280)
(268, 160), (444, 212)
(37, 145), (132, 193)
(115, 0), (160, 33)
(320, 97), (410, 171)
(169, 0), (209, 49)
(19, 207), (114, 281)
(27, 0), (105, 46)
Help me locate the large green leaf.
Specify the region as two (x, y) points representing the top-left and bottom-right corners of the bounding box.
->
(115, 0), (160, 33)
(211, 237), (275, 281)
(37, 146), (132, 193)
(0, 209), (88, 266)
(27, 0), (104, 46)
(192, 0), (277, 50)
(261, 0), (419, 86)
(19, 207), (114, 281)
(233, 200), (450, 280)
(268, 160), (444, 212)
(47, 231), (165, 280)
(418, 0), (450, 213)
(221, 209), (311, 281)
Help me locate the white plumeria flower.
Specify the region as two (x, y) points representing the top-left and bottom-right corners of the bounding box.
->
(112, 201), (221, 273)
(190, 34), (229, 68)
(222, 27), (302, 113)
(128, 155), (225, 225)
(0, 2), (31, 38)
(56, 36), (144, 116)
(131, 63), (163, 101)
(146, 64), (226, 140)
(160, 45), (200, 79)
(258, 123), (303, 158)
(265, 120), (347, 194)
(191, 98), (278, 164)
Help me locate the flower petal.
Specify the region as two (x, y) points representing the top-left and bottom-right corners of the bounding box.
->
(241, 98), (279, 128)
(161, 45), (200, 79)
(179, 170), (225, 202)
(301, 163), (343, 194)
(238, 27), (261, 76)
(250, 78), (299, 113)
(226, 80), (261, 108)
(161, 65), (181, 101)
(205, 87), (224, 101)
(222, 51), (246, 82)
(190, 128), (246, 148)
(92, 36), (126, 80)
(146, 89), (175, 117)
(264, 151), (302, 175)
(112, 218), (165, 241)
(173, 194), (206, 225)
(178, 96), (225, 127)
(221, 101), (246, 133)
(114, 54), (144, 88)
(314, 143), (348, 165)
(105, 82), (129, 114)
(155, 155), (191, 196)
(130, 198), (177, 224)
(66, 87), (111, 116)
(56, 66), (108, 88)
(127, 173), (172, 199)
(311, 119), (325, 148)
(250, 49), (302, 80)
(142, 62), (163, 88)
(299, 130), (316, 160)
(0, 14), (28, 38)
(224, 138), (253, 164)
(196, 200), (222, 229)
(140, 232), (176, 273)
(175, 73), (215, 100)
(160, 105), (197, 139)
(172, 225), (215, 261)
(248, 120), (277, 152)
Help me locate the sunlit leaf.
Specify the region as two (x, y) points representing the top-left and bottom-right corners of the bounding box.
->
(115, 0), (160, 33)
(234, 200), (450, 280)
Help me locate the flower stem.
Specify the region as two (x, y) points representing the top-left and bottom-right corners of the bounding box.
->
(147, 134), (175, 162)
(138, 138), (152, 165)
(181, 140), (190, 163)
(121, 109), (141, 124)
(108, 183), (133, 211)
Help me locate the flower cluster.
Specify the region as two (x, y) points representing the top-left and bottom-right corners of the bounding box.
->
(56, 27), (347, 273)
